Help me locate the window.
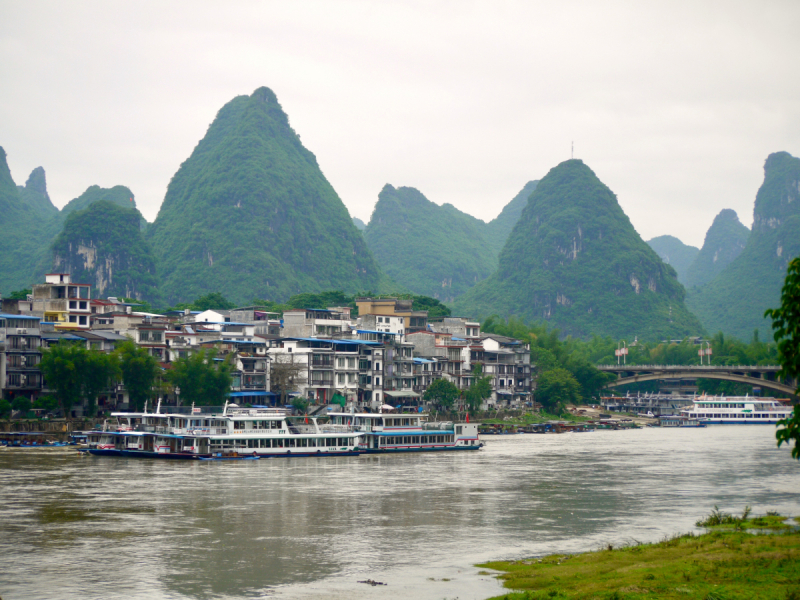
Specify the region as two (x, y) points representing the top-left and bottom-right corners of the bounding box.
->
(140, 331), (150, 341)
(79, 316), (87, 325)
(69, 301), (77, 309)
(69, 315), (77, 323)
(337, 357), (345, 368)
(337, 373), (345, 384)
(347, 357), (355, 368)
(375, 377), (381, 386)
(79, 301), (87, 310)
(375, 362), (381, 370)
(152, 332), (163, 342)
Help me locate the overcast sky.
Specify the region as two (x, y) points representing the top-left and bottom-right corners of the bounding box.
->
(1, 1), (798, 248)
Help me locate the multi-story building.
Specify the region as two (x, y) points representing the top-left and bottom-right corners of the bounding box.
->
(476, 333), (533, 408)
(282, 308), (353, 338)
(355, 297), (428, 333)
(25, 274), (92, 329)
(0, 313), (43, 401)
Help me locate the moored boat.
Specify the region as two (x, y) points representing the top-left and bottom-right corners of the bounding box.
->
(680, 395), (792, 425)
(87, 401), (362, 459)
(326, 410), (482, 453)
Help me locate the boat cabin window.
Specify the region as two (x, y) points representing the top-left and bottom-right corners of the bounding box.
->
(233, 420), (245, 430)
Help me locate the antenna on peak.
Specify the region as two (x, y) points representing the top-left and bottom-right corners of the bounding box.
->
(571, 141), (574, 159)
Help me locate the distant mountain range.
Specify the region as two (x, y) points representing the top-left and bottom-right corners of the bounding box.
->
(2, 88), (797, 343)
(687, 151), (800, 340)
(646, 235), (698, 284)
(454, 159), (703, 340)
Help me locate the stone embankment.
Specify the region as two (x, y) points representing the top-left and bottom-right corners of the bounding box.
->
(0, 418), (105, 440)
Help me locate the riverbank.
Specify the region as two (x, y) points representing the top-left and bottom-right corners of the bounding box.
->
(479, 519), (800, 599)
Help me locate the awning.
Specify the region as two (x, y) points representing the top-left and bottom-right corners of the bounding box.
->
(228, 391), (277, 397)
(384, 391), (420, 398)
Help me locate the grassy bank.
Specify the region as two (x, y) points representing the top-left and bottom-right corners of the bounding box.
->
(479, 525), (800, 599)
(480, 411), (591, 426)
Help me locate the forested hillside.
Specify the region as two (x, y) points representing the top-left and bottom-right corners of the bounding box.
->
(0, 148), (48, 294)
(363, 185), (496, 302)
(484, 180), (539, 257)
(454, 159), (704, 340)
(683, 209), (749, 289)
(687, 151), (800, 340)
(646, 235), (698, 284)
(362, 180), (539, 301)
(17, 166), (58, 218)
(51, 201), (160, 302)
(148, 87), (383, 305)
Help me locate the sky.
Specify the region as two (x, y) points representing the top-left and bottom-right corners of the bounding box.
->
(1, 1), (799, 248)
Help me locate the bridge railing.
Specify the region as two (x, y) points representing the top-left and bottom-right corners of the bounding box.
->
(596, 364), (782, 371)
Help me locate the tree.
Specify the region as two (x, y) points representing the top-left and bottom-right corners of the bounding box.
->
(192, 292), (236, 311)
(39, 342), (86, 414)
(269, 354), (307, 407)
(12, 397), (32, 416)
(168, 349), (233, 407)
(7, 288), (31, 300)
(290, 396), (310, 414)
(116, 340), (159, 412)
(536, 368), (581, 414)
(423, 378), (459, 412)
(464, 365), (492, 413)
(0, 398), (11, 419)
(81, 351), (121, 417)
(33, 395), (59, 414)
(765, 256), (800, 459)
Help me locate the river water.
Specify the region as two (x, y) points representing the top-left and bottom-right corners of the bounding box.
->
(1, 426), (798, 600)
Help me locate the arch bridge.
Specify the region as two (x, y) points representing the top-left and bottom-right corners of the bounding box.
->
(596, 364), (797, 397)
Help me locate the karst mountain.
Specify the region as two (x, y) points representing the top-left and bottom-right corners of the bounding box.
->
(148, 87), (382, 305)
(687, 151), (800, 340)
(454, 159), (703, 340)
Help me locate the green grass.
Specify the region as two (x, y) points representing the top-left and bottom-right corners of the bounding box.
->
(697, 507), (799, 531)
(479, 529), (800, 599)
(481, 411), (591, 426)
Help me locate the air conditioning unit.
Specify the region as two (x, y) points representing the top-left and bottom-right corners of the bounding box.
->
(20, 375), (27, 384)
(17, 328), (27, 335)
(20, 356), (26, 366)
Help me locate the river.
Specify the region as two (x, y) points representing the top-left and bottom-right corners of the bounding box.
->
(1, 426), (798, 599)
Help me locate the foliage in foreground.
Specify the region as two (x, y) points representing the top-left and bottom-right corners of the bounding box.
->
(480, 527), (800, 599)
(765, 255), (800, 459)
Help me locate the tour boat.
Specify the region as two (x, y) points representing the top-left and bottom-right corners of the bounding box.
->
(86, 401), (362, 459)
(680, 396), (792, 425)
(659, 415), (707, 428)
(326, 410), (482, 453)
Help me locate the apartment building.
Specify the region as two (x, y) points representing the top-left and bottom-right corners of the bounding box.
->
(25, 274), (92, 329)
(0, 313), (43, 400)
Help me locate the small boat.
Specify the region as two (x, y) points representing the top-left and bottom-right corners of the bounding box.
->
(659, 415), (707, 428)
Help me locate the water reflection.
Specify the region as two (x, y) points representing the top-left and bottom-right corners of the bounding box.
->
(1, 427), (798, 600)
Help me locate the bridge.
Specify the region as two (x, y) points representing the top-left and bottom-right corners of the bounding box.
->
(596, 364), (798, 397)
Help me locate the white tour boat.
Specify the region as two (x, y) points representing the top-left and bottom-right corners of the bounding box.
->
(680, 395), (792, 425)
(326, 410), (482, 453)
(86, 401), (362, 459)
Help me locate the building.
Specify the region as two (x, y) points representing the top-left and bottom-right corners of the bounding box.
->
(0, 313), (43, 400)
(355, 297), (428, 333)
(25, 274), (92, 329)
(282, 308), (353, 338)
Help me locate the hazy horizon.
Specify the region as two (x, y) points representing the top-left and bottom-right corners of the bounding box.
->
(2, 1), (798, 247)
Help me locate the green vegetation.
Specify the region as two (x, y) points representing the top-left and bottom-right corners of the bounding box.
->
(423, 378), (460, 412)
(480, 527), (800, 599)
(688, 152), (800, 341)
(148, 86), (382, 305)
(116, 340), (160, 412)
(684, 209), (749, 289)
(646, 235), (699, 285)
(50, 200), (160, 304)
(0, 148), (52, 294)
(456, 159), (704, 341)
(535, 368), (581, 412)
(290, 396), (310, 414)
(692, 505), (795, 530)
(0, 398), (11, 418)
(352, 216), (366, 231)
(484, 181), (539, 258)
(363, 182), (539, 302)
(167, 349), (233, 406)
(6, 288), (32, 300)
(364, 185), (497, 302)
(40, 342), (121, 415)
(464, 365), (493, 413)
(765, 256), (800, 459)
(17, 166), (58, 218)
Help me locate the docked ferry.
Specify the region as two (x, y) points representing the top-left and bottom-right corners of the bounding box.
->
(86, 401), (362, 459)
(326, 411), (482, 453)
(680, 396), (793, 425)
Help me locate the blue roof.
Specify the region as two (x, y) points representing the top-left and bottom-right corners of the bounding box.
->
(42, 334), (83, 341)
(0, 313), (41, 321)
(413, 357), (434, 363)
(229, 391), (276, 397)
(283, 337), (381, 346)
